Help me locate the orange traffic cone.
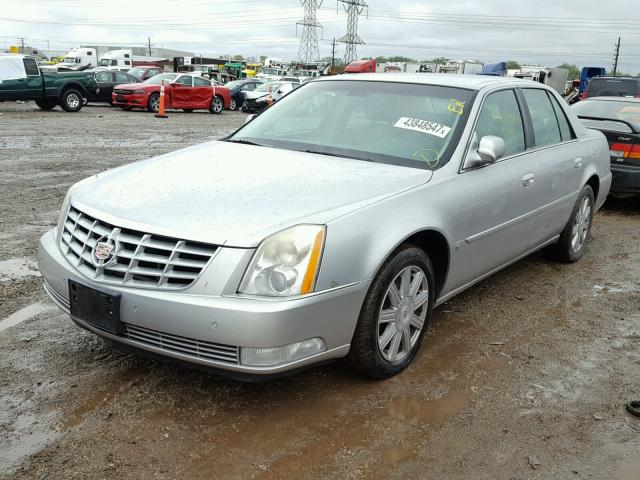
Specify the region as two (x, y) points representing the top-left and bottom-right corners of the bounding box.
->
(155, 80), (168, 118)
(268, 85), (273, 108)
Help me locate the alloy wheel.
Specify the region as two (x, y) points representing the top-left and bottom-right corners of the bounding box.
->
(377, 266), (429, 363)
(571, 196), (591, 253)
(67, 93), (80, 109)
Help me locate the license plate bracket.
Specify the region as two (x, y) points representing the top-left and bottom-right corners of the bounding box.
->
(68, 280), (123, 334)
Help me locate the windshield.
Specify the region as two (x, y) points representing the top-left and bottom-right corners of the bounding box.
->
(225, 80), (244, 89)
(255, 82), (284, 92)
(588, 78), (638, 97)
(230, 80), (474, 170)
(144, 73), (178, 85)
(128, 68), (145, 79)
(98, 59), (110, 67)
(573, 100), (640, 130)
(64, 57), (79, 64)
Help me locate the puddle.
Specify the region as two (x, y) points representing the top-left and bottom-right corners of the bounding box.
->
(382, 446), (416, 465)
(0, 303), (54, 333)
(388, 389), (471, 428)
(0, 257), (40, 283)
(0, 410), (58, 475)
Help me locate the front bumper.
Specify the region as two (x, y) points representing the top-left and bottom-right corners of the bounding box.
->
(38, 229), (367, 376)
(610, 164), (640, 194)
(111, 92), (147, 108)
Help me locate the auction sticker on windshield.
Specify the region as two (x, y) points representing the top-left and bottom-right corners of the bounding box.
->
(394, 117), (452, 139)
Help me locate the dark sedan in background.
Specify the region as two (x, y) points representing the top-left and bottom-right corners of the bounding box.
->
(224, 79), (264, 110)
(86, 70), (140, 104)
(573, 97), (640, 197)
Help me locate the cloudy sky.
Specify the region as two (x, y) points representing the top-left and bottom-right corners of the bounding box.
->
(1, 0), (639, 73)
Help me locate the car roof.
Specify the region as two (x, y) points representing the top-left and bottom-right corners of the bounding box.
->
(317, 73), (543, 91)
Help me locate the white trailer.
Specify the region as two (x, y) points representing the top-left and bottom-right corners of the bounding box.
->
(98, 49), (133, 70)
(437, 60), (484, 75)
(514, 66), (569, 94)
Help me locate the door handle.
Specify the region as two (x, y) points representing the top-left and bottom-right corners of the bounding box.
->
(522, 173), (536, 187)
(573, 157), (584, 168)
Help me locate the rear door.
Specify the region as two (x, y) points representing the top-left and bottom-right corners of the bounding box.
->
(521, 88), (583, 243)
(21, 57), (43, 100)
(192, 76), (213, 108)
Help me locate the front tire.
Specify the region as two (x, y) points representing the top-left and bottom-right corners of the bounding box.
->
(35, 99), (57, 111)
(147, 93), (160, 113)
(347, 245), (435, 378)
(546, 185), (595, 262)
(60, 89), (83, 112)
(209, 96), (224, 114)
(229, 98), (237, 111)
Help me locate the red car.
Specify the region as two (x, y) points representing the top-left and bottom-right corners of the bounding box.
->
(111, 73), (231, 114)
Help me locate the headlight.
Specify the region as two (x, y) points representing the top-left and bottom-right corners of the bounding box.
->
(56, 176), (97, 239)
(238, 225), (325, 297)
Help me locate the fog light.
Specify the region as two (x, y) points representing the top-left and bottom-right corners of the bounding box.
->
(240, 338), (326, 367)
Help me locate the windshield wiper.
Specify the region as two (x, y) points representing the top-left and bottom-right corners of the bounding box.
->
(302, 149), (374, 162)
(225, 139), (272, 148)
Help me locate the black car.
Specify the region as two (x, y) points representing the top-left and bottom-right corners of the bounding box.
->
(573, 97), (640, 196)
(583, 77), (640, 99)
(223, 79), (264, 111)
(87, 70), (140, 104)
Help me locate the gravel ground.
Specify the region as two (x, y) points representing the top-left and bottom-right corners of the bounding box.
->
(0, 102), (639, 480)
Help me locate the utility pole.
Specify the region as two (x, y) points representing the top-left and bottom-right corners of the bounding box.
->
(612, 37), (621, 77)
(148, 37), (152, 56)
(20, 37), (25, 53)
(331, 37), (336, 72)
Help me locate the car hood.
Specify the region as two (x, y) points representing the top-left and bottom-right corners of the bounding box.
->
(243, 90), (269, 101)
(114, 82), (150, 90)
(72, 141), (432, 248)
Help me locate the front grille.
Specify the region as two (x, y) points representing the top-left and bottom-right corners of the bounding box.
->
(60, 205), (218, 290)
(113, 89), (132, 94)
(124, 323), (239, 364)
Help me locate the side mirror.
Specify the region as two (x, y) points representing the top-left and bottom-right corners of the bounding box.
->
(464, 134), (505, 169)
(244, 114), (256, 124)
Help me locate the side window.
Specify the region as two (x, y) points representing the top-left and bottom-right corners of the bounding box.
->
(96, 71), (112, 82)
(474, 89), (525, 157)
(23, 57), (39, 76)
(522, 89), (562, 148)
(111, 60), (117, 66)
(124, 60), (131, 66)
(175, 76), (193, 86)
(114, 72), (131, 83)
(547, 92), (575, 142)
(193, 76), (210, 86)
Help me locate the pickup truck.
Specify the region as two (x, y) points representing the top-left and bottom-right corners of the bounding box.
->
(0, 54), (97, 112)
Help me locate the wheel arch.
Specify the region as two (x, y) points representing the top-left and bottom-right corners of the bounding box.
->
(58, 82), (87, 97)
(585, 173), (600, 203)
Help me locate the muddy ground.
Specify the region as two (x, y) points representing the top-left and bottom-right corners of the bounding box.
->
(0, 102), (639, 480)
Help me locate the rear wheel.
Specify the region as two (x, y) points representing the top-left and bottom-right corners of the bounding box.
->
(546, 185), (595, 262)
(60, 89), (83, 112)
(229, 98), (237, 111)
(147, 93), (160, 113)
(347, 245), (435, 378)
(209, 96), (223, 114)
(35, 99), (57, 111)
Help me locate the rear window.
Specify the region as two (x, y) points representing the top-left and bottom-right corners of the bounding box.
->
(587, 78), (638, 97)
(23, 58), (39, 76)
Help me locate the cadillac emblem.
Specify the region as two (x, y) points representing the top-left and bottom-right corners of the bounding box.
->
(91, 234), (119, 268)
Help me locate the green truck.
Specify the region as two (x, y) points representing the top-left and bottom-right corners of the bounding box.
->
(0, 54), (97, 112)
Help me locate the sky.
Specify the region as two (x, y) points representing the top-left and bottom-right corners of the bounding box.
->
(1, 0), (639, 73)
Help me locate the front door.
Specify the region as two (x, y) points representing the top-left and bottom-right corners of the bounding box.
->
(170, 75), (194, 109)
(446, 88), (543, 291)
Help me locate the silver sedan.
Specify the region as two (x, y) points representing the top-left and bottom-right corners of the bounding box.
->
(38, 74), (612, 379)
